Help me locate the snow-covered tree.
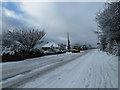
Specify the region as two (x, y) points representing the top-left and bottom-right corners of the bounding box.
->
(2, 31), (24, 55)
(96, 2), (120, 55)
(2, 31), (18, 55)
(2, 29), (46, 55)
(8, 29), (46, 50)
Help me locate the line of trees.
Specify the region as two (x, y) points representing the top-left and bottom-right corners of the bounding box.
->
(2, 29), (46, 55)
(95, 2), (120, 56)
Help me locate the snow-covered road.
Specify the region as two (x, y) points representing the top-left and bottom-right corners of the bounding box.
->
(12, 49), (118, 88)
(1, 51), (87, 88)
(2, 52), (83, 80)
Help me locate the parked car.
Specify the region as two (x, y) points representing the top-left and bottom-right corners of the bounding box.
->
(71, 49), (80, 53)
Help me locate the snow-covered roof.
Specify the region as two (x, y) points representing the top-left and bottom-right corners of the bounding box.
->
(42, 42), (59, 48)
(34, 42), (47, 49)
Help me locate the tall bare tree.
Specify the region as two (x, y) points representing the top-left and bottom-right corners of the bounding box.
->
(7, 29), (46, 50)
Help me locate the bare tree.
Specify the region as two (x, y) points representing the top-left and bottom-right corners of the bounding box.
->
(2, 31), (15, 48)
(8, 29), (46, 50)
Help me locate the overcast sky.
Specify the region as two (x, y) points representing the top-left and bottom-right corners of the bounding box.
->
(1, 2), (105, 46)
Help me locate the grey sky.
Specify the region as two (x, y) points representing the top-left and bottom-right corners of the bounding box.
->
(2, 2), (105, 46)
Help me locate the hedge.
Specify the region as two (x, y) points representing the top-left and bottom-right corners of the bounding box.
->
(2, 52), (66, 62)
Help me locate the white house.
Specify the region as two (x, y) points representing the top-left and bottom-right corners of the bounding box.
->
(34, 41), (47, 50)
(42, 42), (59, 51)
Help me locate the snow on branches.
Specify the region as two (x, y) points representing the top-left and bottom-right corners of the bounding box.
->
(96, 2), (120, 56)
(2, 29), (46, 55)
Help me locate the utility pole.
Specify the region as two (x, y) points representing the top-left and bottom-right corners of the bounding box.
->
(67, 32), (71, 51)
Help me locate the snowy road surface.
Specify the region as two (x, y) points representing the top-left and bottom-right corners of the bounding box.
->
(12, 50), (118, 88)
(2, 52), (83, 80)
(1, 51), (86, 88)
(10, 49), (118, 88)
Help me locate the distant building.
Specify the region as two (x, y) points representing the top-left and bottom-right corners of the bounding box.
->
(42, 42), (59, 51)
(59, 44), (67, 50)
(34, 41), (47, 50)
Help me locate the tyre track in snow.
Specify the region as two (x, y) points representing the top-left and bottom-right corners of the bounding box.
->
(2, 51), (88, 88)
(10, 49), (117, 88)
(16, 50), (94, 88)
(2, 53), (83, 80)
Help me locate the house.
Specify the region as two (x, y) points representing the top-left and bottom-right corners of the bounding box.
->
(34, 41), (48, 50)
(59, 44), (67, 50)
(42, 42), (59, 51)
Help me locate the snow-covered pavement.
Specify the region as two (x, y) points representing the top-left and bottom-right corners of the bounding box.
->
(12, 49), (118, 88)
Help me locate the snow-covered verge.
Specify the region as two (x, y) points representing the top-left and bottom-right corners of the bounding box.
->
(15, 49), (118, 88)
(1, 51), (86, 88)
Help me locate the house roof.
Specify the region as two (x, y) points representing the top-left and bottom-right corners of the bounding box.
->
(42, 42), (59, 48)
(34, 42), (47, 49)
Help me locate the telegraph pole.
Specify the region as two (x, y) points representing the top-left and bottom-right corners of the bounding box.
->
(67, 32), (71, 51)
